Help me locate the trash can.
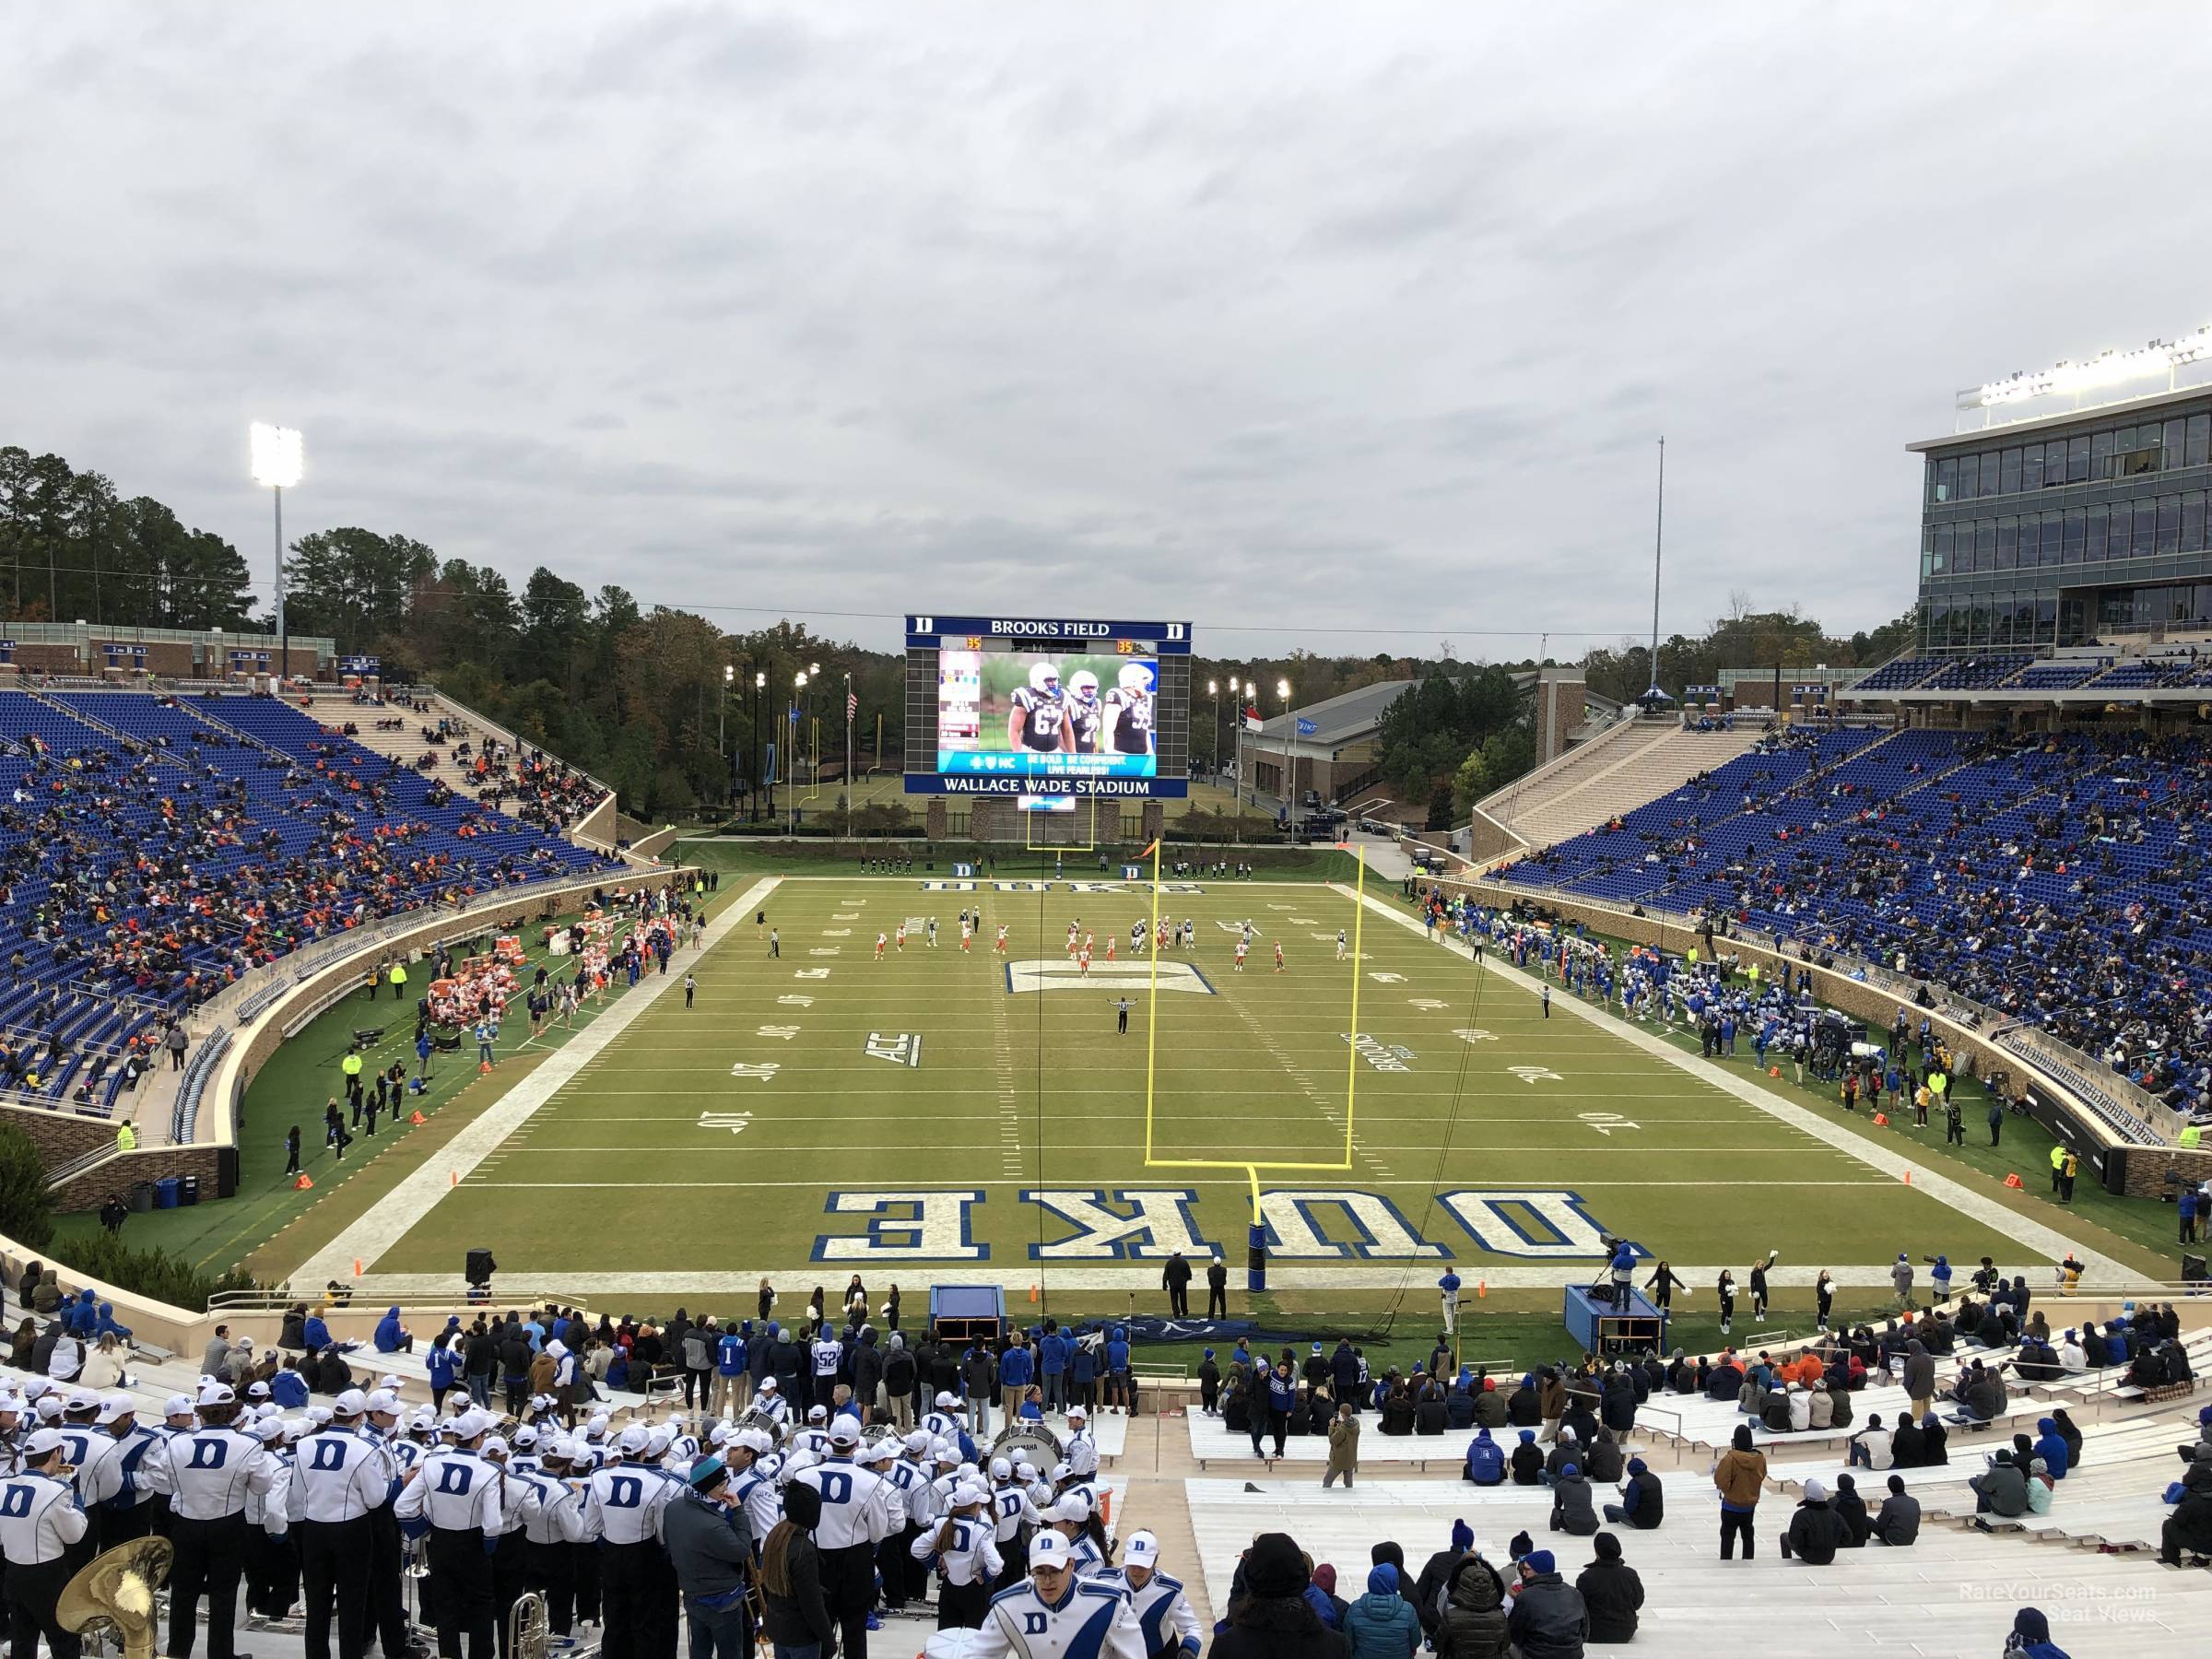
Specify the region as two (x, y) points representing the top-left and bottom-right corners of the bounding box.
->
(127, 1182), (154, 1214)
(155, 1177), (180, 1210)
(181, 1174), (200, 1206)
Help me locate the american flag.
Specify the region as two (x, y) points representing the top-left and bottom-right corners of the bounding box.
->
(846, 689), (858, 724)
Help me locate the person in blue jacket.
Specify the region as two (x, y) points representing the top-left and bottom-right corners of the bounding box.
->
(1039, 1322), (1068, 1413)
(427, 1334), (459, 1397)
(373, 1306), (412, 1354)
(69, 1288), (100, 1337)
(94, 1303), (132, 1343)
(1000, 1336), (1034, 1424)
(1465, 1426), (1504, 1485)
(1105, 1326), (1132, 1412)
(272, 1359), (311, 1408)
(2033, 1417), (2071, 1481)
(302, 1306), (334, 1351)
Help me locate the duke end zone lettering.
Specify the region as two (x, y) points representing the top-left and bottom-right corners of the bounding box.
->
(812, 1186), (1633, 1262)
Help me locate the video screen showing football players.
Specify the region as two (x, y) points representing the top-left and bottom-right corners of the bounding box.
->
(936, 648), (1158, 779)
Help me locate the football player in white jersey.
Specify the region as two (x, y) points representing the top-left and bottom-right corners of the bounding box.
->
(1102, 664), (1155, 757)
(1065, 672), (1105, 754)
(1009, 664), (1072, 755)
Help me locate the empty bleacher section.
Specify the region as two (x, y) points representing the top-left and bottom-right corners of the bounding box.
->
(0, 688), (613, 1126)
(1475, 721), (1767, 853)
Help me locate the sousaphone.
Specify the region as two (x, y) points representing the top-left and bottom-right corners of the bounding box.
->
(57, 1537), (174, 1659)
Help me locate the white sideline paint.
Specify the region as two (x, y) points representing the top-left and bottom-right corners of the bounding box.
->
(294, 877), (781, 1287)
(1336, 883), (2143, 1286)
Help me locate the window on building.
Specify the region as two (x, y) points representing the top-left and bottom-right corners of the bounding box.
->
(1933, 523), (1952, 571)
(1975, 519), (1996, 570)
(2087, 504), (2109, 561)
(2017, 593), (2039, 641)
(1935, 456), (1958, 502)
(2023, 442), (2045, 491)
(2065, 506), (2086, 561)
(2068, 435), (2091, 482)
(2135, 497), (2159, 558)
(2166, 419), (2188, 472)
(2159, 495), (2182, 556)
(1981, 450), (2003, 495)
(2167, 584), (2196, 624)
(2041, 510), (2064, 566)
(1995, 517), (2017, 569)
(2190, 414), (2211, 470)
(1999, 448), (2021, 494)
(2092, 429), (2116, 478)
(1959, 453), (1981, 498)
(2183, 491), (2206, 554)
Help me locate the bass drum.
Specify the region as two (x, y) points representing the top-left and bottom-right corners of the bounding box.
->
(991, 1419), (1064, 1471)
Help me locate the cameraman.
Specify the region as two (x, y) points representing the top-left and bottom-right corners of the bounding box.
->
(0, 1427), (90, 1659)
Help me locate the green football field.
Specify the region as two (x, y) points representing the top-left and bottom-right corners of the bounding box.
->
(348, 870), (2032, 1285)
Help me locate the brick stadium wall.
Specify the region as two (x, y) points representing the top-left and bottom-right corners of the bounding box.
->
(11, 646), (79, 674)
(96, 641), (194, 676)
(1462, 809), (1526, 865)
(0, 1105), (119, 1167)
(54, 1146), (223, 1214)
(1447, 875), (2207, 1207)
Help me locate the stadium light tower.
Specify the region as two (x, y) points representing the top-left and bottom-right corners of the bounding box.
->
(754, 669), (767, 822)
(1277, 677), (1295, 839)
(249, 424), (303, 680)
(791, 670), (807, 832)
(1647, 435), (1666, 700)
(720, 665), (734, 814)
(1207, 679), (1219, 778)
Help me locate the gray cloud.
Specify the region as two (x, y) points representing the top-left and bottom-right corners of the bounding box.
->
(4, 1), (2208, 658)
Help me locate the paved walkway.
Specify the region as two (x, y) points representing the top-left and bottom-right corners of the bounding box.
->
(293, 878), (781, 1287)
(1335, 883), (2145, 1288)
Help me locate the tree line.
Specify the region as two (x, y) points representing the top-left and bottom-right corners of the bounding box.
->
(0, 444), (1917, 823)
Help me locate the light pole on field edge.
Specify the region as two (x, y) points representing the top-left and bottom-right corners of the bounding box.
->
(1277, 677), (1295, 840)
(754, 670), (767, 823)
(249, 424), (303, 680)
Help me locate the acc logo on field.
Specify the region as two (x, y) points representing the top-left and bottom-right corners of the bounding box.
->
(865, 1032), (922, 1067)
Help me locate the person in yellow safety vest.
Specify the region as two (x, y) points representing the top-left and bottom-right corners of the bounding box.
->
(2183, 1122), (2204, 1151)
(340, 1049), (363, 1120)
(114, 1122), (135, 1152)
(1928, 1069), (1948, 1102)
(2049, 1144), (2066, 1194)
(389, 960), (407, 994)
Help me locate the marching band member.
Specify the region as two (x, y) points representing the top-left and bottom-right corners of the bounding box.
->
(0, 1427), (90, 1659)
(167, 1384), (281, 1659)
(288, 1388), (395, 1659)
(789, 1417), (899, 1659)
(912, 1478), (1001, 1630)
(971, 1533), (1142, 1659)
(395, 1408), (502, 1659)
(1096, 1533), (1201, 1659)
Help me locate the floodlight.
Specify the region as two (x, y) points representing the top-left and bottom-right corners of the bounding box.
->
(1276, 678), (1290, 700)
(249, 423), (303, 489)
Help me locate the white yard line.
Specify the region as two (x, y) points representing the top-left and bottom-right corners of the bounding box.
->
(1333, 883), (2147, 1287)
(292, 877), (781, 1288)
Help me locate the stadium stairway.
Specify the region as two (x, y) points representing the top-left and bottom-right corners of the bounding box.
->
(1477, 723), (1768, 856)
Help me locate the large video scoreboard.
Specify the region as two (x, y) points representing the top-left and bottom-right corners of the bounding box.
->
(902, 613), (1193, 798)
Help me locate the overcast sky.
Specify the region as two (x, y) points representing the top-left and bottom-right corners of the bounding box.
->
(6, 4), (2209, 659)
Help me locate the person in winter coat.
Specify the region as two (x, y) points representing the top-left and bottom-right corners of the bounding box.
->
(2051, 1408), (2083, 1471)
(1409, 1524), (1468, 1641)
(760, 1478), (835, 1657)
(1433, 1554), (1510, 1659)
(1919, 1413), (1949, 1466)
(1580, 1427), (1625, 1487)
(1465, 1427), (1504, 1486)
(1325, 1402), (1360, 1490)
(1414, 1382), (1448, 1437)
(1471, 1376), (1509, 1429)
(1574, 1533), (1642, 1645)
(2031, 1417), (2070, 1481)
(1544, 1427), (1583, 1485)
(1510, 1429), (1545, 1486)
(1211, 1533), (1350, 1659)
(1341, 1564), (1422, 1659)
(1712, 1424), (1766, 1559)
(1888, 1413), (1926, 1470)
(1830, 1473), (1870, 1546)
(1506, 1375), (1541, 1428)
(372, 1306), (412, 1354)
(1549, 1465), (1598, 1537)
(2161, 1446), (2212, 1564)
(1603, 1457), (1664, 1530)
(1900, 1338), (1935, 1418)
(1779, 1479), (1848, 1563)
(1445, 1377), (1477, 1430)
(2003, 1606), (2072, 1659)
(1871, 1475), (1920, 1546)
(1824, 1373), (1853, 1430)
(1848, 1413), (1893, 1471)
(1971, 1450), (2030, 1518)
(1502, 1550), (1587, 1659)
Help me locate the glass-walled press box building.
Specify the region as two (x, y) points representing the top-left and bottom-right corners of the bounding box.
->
(1912, 330), (2212, 653)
